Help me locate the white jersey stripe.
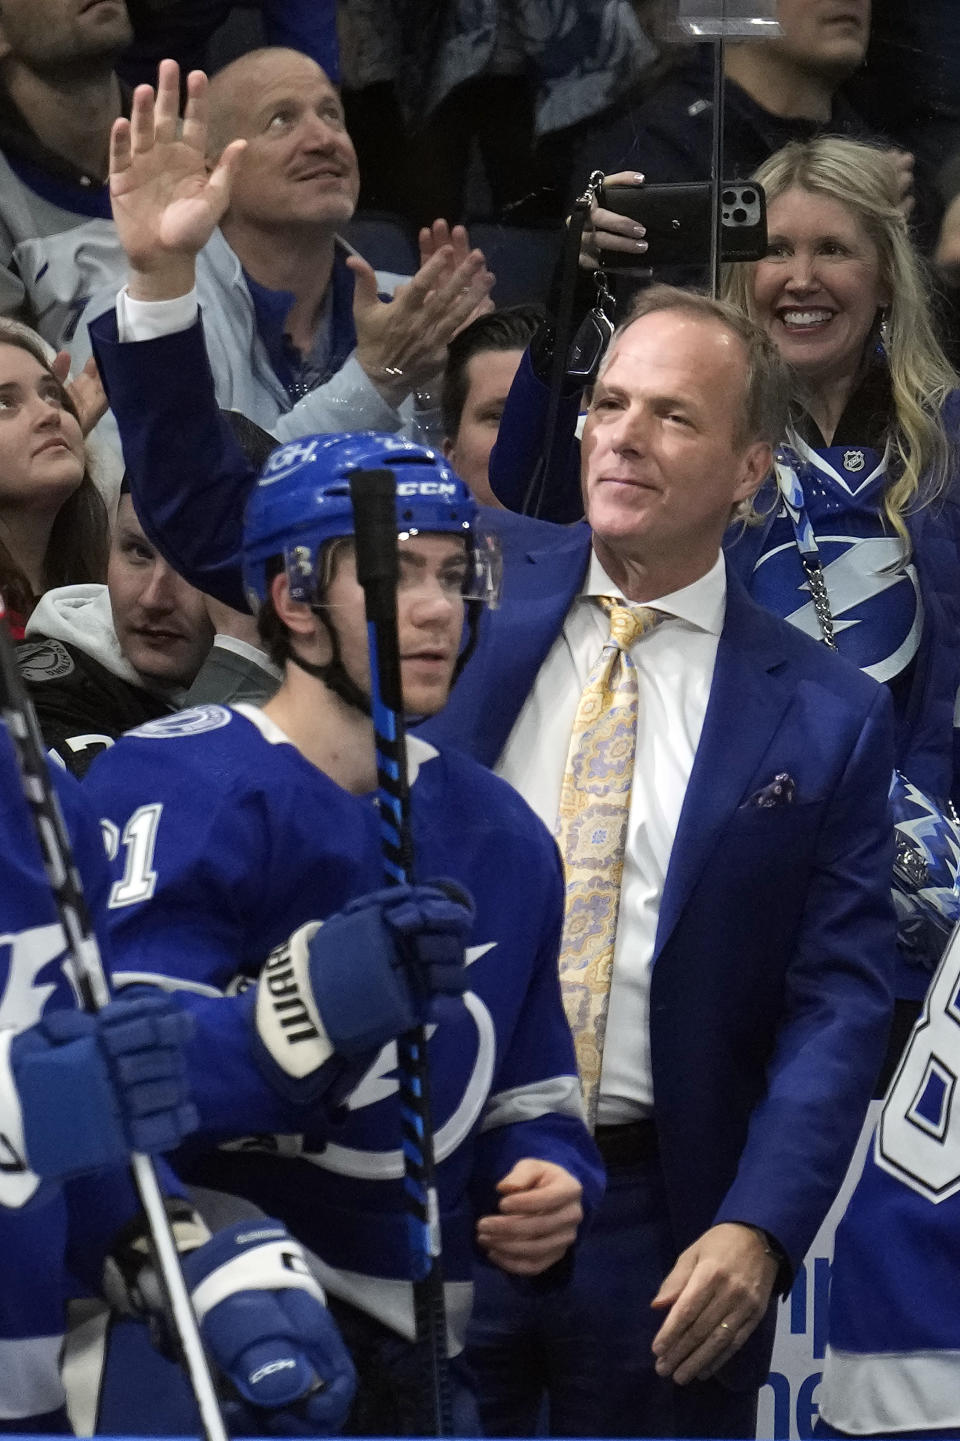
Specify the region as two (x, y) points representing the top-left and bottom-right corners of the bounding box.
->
(819, 1345), (960, 1434)
(0, 1332), (65, 1419)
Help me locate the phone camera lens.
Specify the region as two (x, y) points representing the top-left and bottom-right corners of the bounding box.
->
(722, 190), (736, 206)
(733, 207), (747, 223)
(740, 189), (756, 204)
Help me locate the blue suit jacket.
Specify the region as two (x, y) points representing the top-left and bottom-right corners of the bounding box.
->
(425, 512), (895, 1384)
(490, 353), (960, 806)
(92, 314), (895, 1388)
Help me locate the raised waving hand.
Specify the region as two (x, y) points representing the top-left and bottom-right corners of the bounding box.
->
(109, 59), (247, 300)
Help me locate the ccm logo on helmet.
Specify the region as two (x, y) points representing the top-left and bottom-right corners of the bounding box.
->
(396, 481), (457, 497)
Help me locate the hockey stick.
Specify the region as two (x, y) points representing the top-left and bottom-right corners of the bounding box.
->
(0, 602), (229, 1441)
(349, 470), (454, 1437)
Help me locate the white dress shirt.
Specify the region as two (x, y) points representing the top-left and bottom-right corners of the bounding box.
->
(496, 548), (726, 1121)
(116, 286), (198, 342)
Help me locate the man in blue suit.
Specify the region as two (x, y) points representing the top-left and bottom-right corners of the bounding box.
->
(429, 289), (895, 1439)
(87, 76), (894, 1440)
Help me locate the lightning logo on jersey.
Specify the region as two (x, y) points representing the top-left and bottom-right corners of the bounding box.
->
(752, 534), (922, 681)
(751, 439), (922, 682)
(235, 942), (501, 1180)
(219, 940), (501, 1174)
(0, 924), (84, 1206)
(0, 925), (71, 1033)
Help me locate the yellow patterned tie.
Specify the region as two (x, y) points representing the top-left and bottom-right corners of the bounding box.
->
(556, 597), (663, 1128)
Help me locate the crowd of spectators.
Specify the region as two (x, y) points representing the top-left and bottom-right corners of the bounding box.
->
(4, 2), (960, 1439)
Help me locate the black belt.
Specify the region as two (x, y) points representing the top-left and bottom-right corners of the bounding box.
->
(594, 1119), (658, 1167)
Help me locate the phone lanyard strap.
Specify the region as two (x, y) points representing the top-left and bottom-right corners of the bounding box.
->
(523, 170), (606, 517)
(592, 267), (616, 336)
(774, 443), (839, 651)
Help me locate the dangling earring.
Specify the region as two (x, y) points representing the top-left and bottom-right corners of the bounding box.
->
(876, 308), (889, 358)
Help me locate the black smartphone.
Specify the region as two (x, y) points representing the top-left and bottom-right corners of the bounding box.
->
(595, 180), (766, 271)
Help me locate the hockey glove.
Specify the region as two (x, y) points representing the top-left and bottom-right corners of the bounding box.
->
(182, 1219), (356, 1435)
(8, 993), (197, 1180)
(254, 879), (475, 1093)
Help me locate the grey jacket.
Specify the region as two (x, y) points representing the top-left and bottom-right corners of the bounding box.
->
(70, 227), (437, 451)
(0, 147), (126, 348)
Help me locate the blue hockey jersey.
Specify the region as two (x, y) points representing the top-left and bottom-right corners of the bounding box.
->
(750, 437), (922, 685)
(83, 703), (604, 1351)
(819, 919), (960, 1435)
(0, 725), (137, 1430)
(728, 421), (960, 813)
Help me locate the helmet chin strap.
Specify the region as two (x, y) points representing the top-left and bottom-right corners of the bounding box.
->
(287, 607), (372, 717)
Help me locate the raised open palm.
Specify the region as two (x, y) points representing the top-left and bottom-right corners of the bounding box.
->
(109, 59), (246, 272)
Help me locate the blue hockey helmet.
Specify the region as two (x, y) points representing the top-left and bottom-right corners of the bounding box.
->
(242, 431), (501, 613)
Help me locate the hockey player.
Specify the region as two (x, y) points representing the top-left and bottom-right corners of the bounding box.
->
(82, 433), (604, 1435)
(0, 728), (194, 1431)
(0, 732), (356, 1435)
(816, 916), (960, 1437)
